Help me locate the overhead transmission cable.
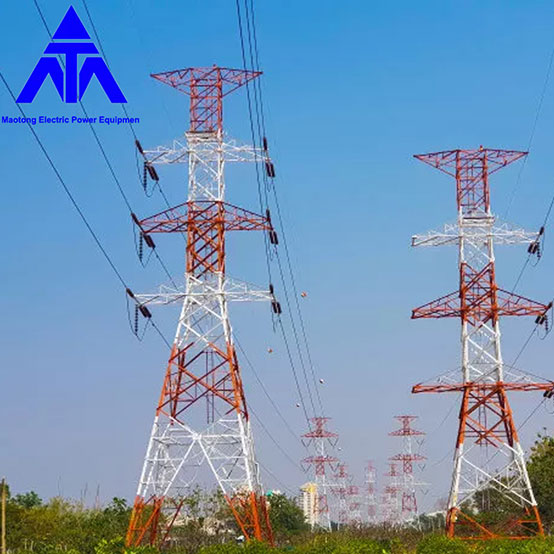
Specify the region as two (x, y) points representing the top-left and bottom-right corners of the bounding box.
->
(235, 0), (316, 427)
(242, 0), (324, 414)
(505, 44), (554, 220)
(508, 43), (554, 293)
(236, 0), (326, 426)
(0, 71), (171, 351)
(32, 0), (178, 292)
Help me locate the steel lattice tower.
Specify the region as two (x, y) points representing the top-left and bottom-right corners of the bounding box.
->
(302, 417), (338, 530)
(332, 463), (350, 527)
(411, 147), (553, 539)
(126, 66), (278, 546)
(346, 484), (363, 526)
(389, 415), (425, 520)
(382, 462), (401, 524)
(365, 461), (377, 524)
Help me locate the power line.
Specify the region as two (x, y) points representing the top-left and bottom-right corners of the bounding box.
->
(32, 0), (178, 290)
(0, 70), (172, 352)
(242, 0), (324, 414)
(236, 0), (326, 425)
(249, 407), (305, 472)
(235, 0), (315, 427)
(505, 44), (554, 219)
(234, 335), (305, 444)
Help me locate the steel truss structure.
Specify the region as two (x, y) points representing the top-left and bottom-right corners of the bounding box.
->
(382, 463), (402, 525)
(126, 66), (276, 547)
(346, 484), (363, 526)
(389, 416), (425, 521)
(411, 147), (553, 539)
(301, 417), (339, 531)
(332, 463), (350, 527)
(365, 461), (377, 524)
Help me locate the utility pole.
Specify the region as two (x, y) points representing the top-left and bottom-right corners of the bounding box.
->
(1, 477), (6, 554)
(411, 147), (553, 539)
(126, 67), (278, 547)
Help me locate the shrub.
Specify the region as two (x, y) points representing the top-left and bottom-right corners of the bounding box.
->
(416, 535), (469, 554)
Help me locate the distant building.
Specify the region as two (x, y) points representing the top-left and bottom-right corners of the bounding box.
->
(300, 482), (318, 528)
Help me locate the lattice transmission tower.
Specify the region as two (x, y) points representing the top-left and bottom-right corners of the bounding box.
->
(411, 147), (553, 539)
(389, 415), (425, 521)
(126, 66), (280, 547)
(346, 484), (363, 526)
(333, 463), (350, 528)
(302, 417), (339, 531)
(382, 462), (401, 525)
(365, 461), (377, 524)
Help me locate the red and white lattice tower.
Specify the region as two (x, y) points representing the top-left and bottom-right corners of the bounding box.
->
(365, 461), (377, 524)
(302, 417), (338, 530)
(389, 416), (425, 520)
(346, 484), (363, 526)
(126, 67), (279, 547)
(332, 463), (350, 527)
(382, 462), (401, 524)
(411, 147), (554, 539)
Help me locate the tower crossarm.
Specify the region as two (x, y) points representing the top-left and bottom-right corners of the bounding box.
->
(414, 149), (527, 178)
(412, 222), (539, 248)
(133, 279), (273, 306)
(413, 381), (554, 394)
(144, 137), (266, 165)
(412, 287), (550, 322)
(135, 201), (272, 234)
(151, 66), (261, 133)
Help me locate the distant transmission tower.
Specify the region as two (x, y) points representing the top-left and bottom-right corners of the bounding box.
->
(333, 463), (350, 528)
(411, 147), (553, 539)
(389, 415), (425, 521)
(346, 484), (363, 526)
(126, 67), (279, 547)
(302, 417), (338, 530)
(382, 462), (401, 525)
(365, 461), (377, 524)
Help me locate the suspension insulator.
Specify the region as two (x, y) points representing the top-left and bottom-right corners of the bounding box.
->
(134, 306), (139, 334)
(271, 300), (282, 314)
(528, 241), (539, 254)
(146, 163), (159, 182)
(269, 229), (279, 245)
(138, 234), (144, 262)
(265, 161), (276, 178)
(135, 139), (144, 155)
(262, 136), (268, 151)
(139, 305), (152, 319)
(143, 234), (156, 249)
(536, 313), (547, 325)
(142, 163), (148, 192)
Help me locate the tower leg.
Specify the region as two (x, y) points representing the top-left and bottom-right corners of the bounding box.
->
(446, 385), (543, 539)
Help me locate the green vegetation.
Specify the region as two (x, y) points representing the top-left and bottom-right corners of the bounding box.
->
(3, 435), (554, 553)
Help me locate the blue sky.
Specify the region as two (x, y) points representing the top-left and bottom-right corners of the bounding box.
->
(2, 0), (554, 512)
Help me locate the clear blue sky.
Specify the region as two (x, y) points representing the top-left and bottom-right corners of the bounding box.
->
(2, 0), (554, 512)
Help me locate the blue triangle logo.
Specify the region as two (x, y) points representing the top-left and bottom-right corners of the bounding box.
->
(52, 6), (90, 40)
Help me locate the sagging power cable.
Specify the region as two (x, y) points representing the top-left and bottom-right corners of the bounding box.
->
(0, 71), (172, 351)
